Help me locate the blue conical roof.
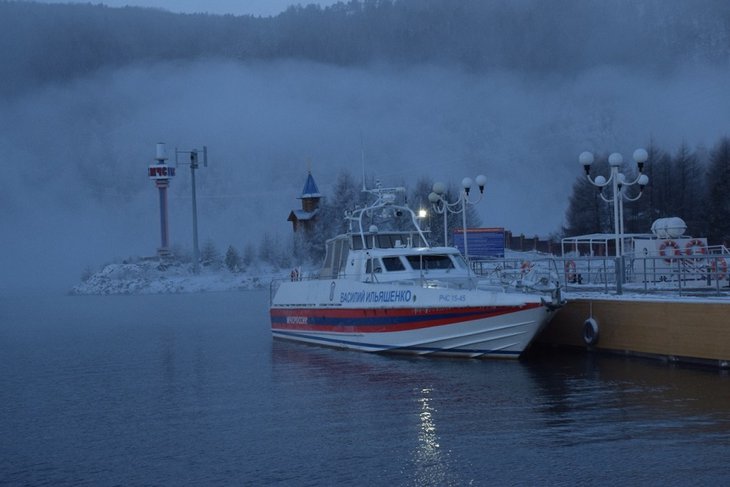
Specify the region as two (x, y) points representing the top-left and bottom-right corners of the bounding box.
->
(300, 171), (321, 198)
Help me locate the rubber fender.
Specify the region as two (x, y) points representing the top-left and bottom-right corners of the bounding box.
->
(583, 317), (599, 346)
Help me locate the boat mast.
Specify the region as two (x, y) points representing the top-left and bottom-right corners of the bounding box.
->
(348, 181), (431, 249)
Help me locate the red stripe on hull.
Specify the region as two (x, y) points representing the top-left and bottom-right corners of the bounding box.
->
(270, 304), (542, 333)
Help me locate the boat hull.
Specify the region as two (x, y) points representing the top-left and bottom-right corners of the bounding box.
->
(270, 283), (555, 358)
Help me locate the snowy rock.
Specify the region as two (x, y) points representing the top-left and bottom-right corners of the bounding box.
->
(71, 258), (287, 295)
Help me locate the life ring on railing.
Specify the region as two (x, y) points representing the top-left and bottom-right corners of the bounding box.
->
(564, 260), (577, 282)
(659, 239), (681, 263)
(583, 317), (599, 346)
(520, 261), (532, 273)
(290, 268), (299, 281)
(710, 258), (728, 280)
(685, 239), (707, 256)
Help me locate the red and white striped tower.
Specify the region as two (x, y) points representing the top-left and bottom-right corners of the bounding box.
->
(148, 142), (175, 258)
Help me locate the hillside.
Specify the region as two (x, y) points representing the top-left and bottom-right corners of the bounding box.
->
(2, 0), (729, 96)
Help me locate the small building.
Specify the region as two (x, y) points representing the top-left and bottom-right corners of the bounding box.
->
(288, 171), (322, 233)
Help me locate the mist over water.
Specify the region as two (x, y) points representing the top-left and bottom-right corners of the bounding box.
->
(2, 59), (730, 291)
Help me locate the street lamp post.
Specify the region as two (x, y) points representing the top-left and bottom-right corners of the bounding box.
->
(427, 174), (487, 261)
(580, 149), (649, 293)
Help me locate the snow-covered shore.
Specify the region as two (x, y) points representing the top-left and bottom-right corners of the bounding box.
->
(72, 255), (730, 301)
(71, 259), (287, 295)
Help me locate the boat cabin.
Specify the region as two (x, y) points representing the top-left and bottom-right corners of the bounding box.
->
(319, 231), (468, 282)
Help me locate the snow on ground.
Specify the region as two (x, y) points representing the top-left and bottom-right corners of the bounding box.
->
(71, 258), (290, 295)
(563, 289), (730, 304)
(72, 251), (730, 303)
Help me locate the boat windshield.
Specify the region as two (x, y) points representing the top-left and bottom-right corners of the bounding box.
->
(406, 255), (455, 270)
(351, 233), (427, 250)
(451, 254), (468, 269)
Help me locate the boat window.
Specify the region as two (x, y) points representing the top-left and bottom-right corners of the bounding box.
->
(320, 237), (351, 278)
(351, 232), (427, 250)
(321, 242), (335, 276)
(406, 255), (455, 270)
(336, 239), (349, 275)
(376, 235), (399, 248)
(451, 254), (467, 268)
(382, 256), (406, 271)
(366, 258), (383, 273)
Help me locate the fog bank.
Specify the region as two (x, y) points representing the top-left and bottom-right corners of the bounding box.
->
(2, 60), (729, 291)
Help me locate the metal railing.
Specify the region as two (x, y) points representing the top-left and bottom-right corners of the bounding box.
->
(471, 248), (730, 297)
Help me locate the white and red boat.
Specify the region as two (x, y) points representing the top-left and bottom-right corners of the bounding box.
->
(270, 183), (562, 358)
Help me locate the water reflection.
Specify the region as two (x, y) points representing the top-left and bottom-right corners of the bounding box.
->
(269, 340), (730, 483)
(524, 349), (730, 446)
(270, 341), (542, 485)
(270, 342), (467, 484)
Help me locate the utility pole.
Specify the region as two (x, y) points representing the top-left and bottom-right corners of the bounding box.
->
(176, 146), (207, 273)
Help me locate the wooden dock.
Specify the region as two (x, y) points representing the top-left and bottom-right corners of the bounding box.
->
(536, 296), (730, 367)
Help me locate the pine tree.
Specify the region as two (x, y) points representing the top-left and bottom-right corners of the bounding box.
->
(224, 245), (241, 272)
(258, 233), (276, 265)
(328, 171), (365, 234)
(200, 240), (221, 268)
(564, 177), (603, 236)
(563, 155), (612, 236)
(275, 238), (294, 269)
(706, 137), (730, 244)
(670, 142), (705, 236)
(409, 177), (440, 244)
(642, 143), (672, 222)
(625, 154), (651, 235)
(242, 242), (256, 267)
(306, 170), (364, 261)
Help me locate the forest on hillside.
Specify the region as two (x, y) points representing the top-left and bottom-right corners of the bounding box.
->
(2, 0), (730, 96)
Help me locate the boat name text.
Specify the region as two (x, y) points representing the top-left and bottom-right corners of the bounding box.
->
(340, 289), (412, 303)
(286, 316), (308, 324)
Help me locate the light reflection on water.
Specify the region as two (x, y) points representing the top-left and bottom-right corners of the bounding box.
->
(270, 338), (730, 485)
(413, 388), (448, 486)
(2, 292), (730, 485)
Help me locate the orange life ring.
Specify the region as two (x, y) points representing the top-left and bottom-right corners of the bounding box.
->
(520, 261), (532, 273)
(659, 239), (681, 263)
(685, 239), (707, 256)
(564, 260), (577, 282)
(710, 258), (728, 279)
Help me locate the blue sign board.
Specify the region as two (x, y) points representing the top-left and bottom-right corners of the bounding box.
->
(452, 228), (505, 258)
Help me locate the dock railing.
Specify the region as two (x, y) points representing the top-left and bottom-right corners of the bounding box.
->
(471, 246), (730, 297)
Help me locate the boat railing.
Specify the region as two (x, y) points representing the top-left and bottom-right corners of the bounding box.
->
(269, 273), (322, 304)
(269, 270), (546, 299)
(471, 257), (562, 291)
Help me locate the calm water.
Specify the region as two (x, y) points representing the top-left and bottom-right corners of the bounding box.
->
(2, 291), (730, 486)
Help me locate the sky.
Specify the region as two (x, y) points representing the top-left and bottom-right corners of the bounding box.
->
(29, 0), (338, 16)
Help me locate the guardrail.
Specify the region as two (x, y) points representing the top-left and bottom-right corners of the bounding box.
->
(471, 251), (730, 297)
